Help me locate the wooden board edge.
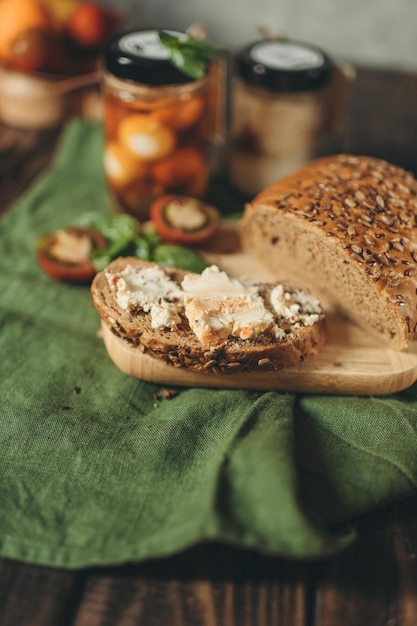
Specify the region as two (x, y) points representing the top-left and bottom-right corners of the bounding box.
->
(100, 322), (417, 396)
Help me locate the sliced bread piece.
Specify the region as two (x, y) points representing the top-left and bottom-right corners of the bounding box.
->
(239, 154), (417, 350)
(91, 258), (326, 374)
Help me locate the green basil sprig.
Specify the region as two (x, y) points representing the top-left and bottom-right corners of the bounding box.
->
(158, 31), (220, 80)
(76, 212), (208, 274)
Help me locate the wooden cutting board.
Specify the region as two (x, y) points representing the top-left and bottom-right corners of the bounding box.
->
(100, 224), (417, 396)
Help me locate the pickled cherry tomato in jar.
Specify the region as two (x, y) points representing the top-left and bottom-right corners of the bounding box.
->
(102, 29), (217, 221)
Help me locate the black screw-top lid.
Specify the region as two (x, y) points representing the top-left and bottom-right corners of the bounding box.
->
(236, 39), (333, 92)
(105, 29), (195, 85)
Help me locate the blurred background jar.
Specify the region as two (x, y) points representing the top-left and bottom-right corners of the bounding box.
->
(102, 29), (227, 220)
(228, 37), (355, 197)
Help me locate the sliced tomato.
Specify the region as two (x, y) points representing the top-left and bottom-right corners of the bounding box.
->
(36, 226), (107, 284)
(149, 195), (220, 246)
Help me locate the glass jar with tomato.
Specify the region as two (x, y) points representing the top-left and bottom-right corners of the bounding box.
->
(102, 29), (224, 221)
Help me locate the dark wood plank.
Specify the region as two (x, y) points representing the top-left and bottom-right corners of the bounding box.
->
(345, 67), (417, 174)
(312, 496), (417, 626)
(0, 558), (86, 626)
(0, 548), (311, 626)
(71, 546), (310, 626)
(4, 499), (414, 626)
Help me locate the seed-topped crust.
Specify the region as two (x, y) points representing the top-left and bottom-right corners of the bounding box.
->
(239, 154), (417, 349)
(91, 258), (327, 374)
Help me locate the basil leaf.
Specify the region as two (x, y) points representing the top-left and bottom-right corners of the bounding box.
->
(171, 49), (207, 80)
(90, 249), (114, 272)
(157, 30), (220, 80)
(141, 227), (161, 247)
(183, 37), (220, 59)
(153, 244), (208, 273)
(130, 236), (152, 260)
(91, 238), (133, 271)
(77, 213), (139, 243)
(158, 31), (182, 50)
(77, 212), (142, 271)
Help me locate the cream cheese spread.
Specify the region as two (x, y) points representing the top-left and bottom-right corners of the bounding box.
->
(106, 263), (322, 344)
(105, 264), (183, 329)
(269, 284), (321, 328)
(181, 266), (274, 345)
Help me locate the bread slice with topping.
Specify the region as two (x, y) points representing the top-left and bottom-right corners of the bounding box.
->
(91, 258), (327, 374)
(239, 154), (417, 350)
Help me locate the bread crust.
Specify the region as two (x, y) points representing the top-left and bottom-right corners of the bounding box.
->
(239, 154), (417, 349)
(91, 258), (327, 374)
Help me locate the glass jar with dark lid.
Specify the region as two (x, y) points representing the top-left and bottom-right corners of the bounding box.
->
(236, 38), (333, 92)
(228, 38), (347, 196)
(102, 29), (220, 220)
(104, 30), (198, 85)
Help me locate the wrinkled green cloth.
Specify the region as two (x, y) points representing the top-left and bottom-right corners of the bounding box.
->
(1, 120), (416, 569)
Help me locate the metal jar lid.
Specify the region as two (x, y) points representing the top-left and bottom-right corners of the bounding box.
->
(104, 29), (195, 85)
(236, 38), (333, 92)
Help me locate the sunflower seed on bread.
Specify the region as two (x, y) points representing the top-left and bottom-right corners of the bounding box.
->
(239, 154), (417, 349)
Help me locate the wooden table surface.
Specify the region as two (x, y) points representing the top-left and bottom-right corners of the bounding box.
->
(1, 66), (417, 626)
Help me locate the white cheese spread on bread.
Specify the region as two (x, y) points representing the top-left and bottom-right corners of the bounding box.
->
(181, 266), (273, 345)
(269, 285), (321, 328)
(105, 264), (183, 330)
(105, 263), (322, 345)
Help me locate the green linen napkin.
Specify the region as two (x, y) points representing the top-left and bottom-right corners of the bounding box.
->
(1, 120), (416, 569)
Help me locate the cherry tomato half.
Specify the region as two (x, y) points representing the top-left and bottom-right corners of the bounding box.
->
(149, 195), (220, 246)
(36, 226), (107, 284)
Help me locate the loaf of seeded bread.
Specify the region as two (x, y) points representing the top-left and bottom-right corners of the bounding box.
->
(239, 154), (417, 350)
(91, 258), (327, 374)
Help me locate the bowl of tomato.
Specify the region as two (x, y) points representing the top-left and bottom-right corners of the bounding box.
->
(0, 0), (124, 128)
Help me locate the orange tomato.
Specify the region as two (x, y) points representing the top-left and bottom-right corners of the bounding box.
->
(154, 94), (205, 131)
(152, 146), (208, 188)
(118, 115), (176, 162)
(66, 1), (116, 49)
(0, 0), (52, 63)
